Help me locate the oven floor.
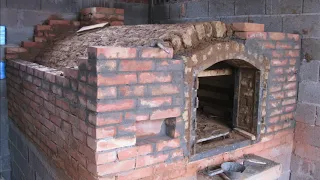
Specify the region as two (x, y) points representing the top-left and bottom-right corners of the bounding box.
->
(195, 110), (247, 154)
(196, 110), (231, 142)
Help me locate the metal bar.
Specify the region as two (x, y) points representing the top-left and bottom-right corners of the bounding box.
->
(233, 128), (256, 140)
(198, 68), (232, 77)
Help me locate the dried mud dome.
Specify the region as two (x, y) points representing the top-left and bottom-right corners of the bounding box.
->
(37, 22), (229, 69)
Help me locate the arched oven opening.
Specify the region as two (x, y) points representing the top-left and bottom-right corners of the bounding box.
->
(192, 59), (261, 154)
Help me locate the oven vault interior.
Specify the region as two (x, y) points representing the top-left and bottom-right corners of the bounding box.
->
(193, 60), (260, 154)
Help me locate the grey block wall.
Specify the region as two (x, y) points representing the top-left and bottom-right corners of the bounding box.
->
(291, 60), (320, 180)
(151, 0), (320, 61)
(0, 0), (148, 45)
(0, 80), (10, 180)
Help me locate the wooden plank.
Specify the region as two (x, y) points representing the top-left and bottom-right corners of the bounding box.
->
(77, 22), (109, 34)
(233, 128), (256, 140)
(198, 68), (232, 77)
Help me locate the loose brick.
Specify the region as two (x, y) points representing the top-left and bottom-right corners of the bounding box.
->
(136, 154), (169, 167)
(97, 73), (137, 86)
(97, 159), (135, 176)
(139, 97), (172, 108)
(231, 23), (264, 32)
(156, 139), (180, 151)
(139, 72), (172, 84)
(88, 46), (137, 59)
(96, 99), (135, 112)
(119, 60), (153, 71)
(150, 107), (181, 120)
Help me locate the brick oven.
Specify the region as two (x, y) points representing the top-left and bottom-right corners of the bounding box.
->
(5, 19), (300, 179)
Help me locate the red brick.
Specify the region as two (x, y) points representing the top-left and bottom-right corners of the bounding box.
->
(73, 127), (86, 142)
(272, 67), (284, 75)
(5, 54), (18, 60)
(268, 32), (286, 40)
(97, 159), (135, 176)
(118, 166), (153, 180)
(88, 112), (122, 126)
(286, 66), (297, 74)
(118, 123), (136, 135)
(289, 59), (296, 66)
(150, 107), (181, 120)
(260, 42), (276, 49)
(269, 85), (282, 93)
(119, 60), (153, 71)
(137, 144), (153, 155)
(231, 23), (264, 32)
(95, 151), (117, 165)
(36, 25), (51, 31)
(136, 120), (163, 137)
(287, 75), (297, 82)
(118, 147), (138, 160)
(269, 116), (280, 124)
(49, 114), (62, 127)
(96, 126), (116, 139)
(119, 85), (144, 97)
(97, 73), (137, 86)
(284, 105), (295, 112)
(55, 98), (69, 111)
(125, 112), (149, 121)
(136, 154), (169, 167)
(282, 98), (296, 106)
(271, 51), (283, 58)
(141, 47), (173, 59)
(285, 50), (300, 57)
(281, 113), (293, 121)
(285, 90), (297, 97)
(270, 92), (285, 100)
(63, 67), (78, 79)
(271, 59), (288, 66)
(88, 46), (137, 59)
(234, 32), (267, 40)
(149, 84), (180, 96)
(139, 97), (172, 108)
(283, 82), (296, 90)
(34, 36), (47, 43)
(96, 99), (135, 112)
(156, 139), (180, 151)
(96, 136), (136, 151)
(269, 100), (281, 108)
(139, 72), (172, 84)
(96, 7), (115, 14)
(276, 42), (292, 49)
(287, 34), (300, 41)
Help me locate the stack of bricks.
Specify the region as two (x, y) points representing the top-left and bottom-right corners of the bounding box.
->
(5, 19), (80, 61)
(80, 7), (124, 26)
(233, 23), (300, 135)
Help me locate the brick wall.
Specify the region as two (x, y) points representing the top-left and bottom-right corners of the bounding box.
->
(291, 60), (320, 180)
(151, 0), (320, 61)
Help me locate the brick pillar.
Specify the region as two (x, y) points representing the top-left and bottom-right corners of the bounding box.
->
(82, 46), (185, 179)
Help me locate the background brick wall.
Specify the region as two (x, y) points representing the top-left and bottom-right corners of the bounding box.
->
(151, 0), (320, 62)
(291, 60), (320, 180)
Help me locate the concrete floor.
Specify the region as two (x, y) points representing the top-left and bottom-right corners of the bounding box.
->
(0, 79), (10, 180)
